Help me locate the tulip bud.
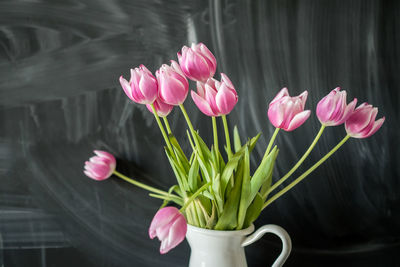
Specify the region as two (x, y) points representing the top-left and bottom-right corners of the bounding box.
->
(178, 43), (217, 83)
(156, 60), (189, 106)
(119, 65), (158, 104)
(146, 97), (174, 117)
(191, 73), (238, 117)
(345, 103), (385, 138)
(84, 150), (116, 181)
(149, 207), (187, 254)
(317, 87), (357, 126)
(268, 88), (311, 131)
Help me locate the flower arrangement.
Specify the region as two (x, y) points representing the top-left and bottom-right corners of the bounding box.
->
(84, 43), (385, 254)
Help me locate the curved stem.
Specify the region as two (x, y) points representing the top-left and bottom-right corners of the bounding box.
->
(265, 128), (280, 156)
(151, 104), (173, 153)
(179, 104), (204, 159)
(163, 117), (172, 135)
(180, 182), (211, 212)
(113, 170), (178, 197)
(148, 193), (183, 206)
(262, 135), (351, 210)
(222, 115), (232, 159)
(264, 125), (325, 198)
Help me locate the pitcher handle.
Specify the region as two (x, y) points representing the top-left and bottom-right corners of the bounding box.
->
(241, 224), (292, 267)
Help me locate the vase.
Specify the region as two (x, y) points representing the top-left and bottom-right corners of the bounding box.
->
(186, 224), (292, 267)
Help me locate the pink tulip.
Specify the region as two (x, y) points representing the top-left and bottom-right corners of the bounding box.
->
(84, 150), (116, 181)
(268, 88), (311, 131)
(345, 103), (385, 138)
(191, 73), (238, 116)
(119, 65), (158, 104)
(156, 60), (189, 105)
(178, 43), (217, 83)
(317, 87), (357, 126)
(146, 97), (174, 117)
(149, 207), (187, 254)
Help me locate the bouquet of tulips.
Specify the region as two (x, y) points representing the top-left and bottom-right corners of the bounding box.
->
(83, 43), (385, 254)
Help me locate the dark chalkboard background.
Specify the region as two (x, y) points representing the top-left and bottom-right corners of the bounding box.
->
(1, 0), (399, 266)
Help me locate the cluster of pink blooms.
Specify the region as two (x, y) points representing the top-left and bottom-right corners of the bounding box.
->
(118, 43), (238, 118)
(84, 42), (385, 254)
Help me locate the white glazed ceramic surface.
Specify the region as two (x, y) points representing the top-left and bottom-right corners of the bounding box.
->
(186, 224), (292, 267)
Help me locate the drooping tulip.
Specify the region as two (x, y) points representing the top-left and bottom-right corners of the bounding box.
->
(156, 60), (189, 106)
(84, 150), (116, 181)
(146, 97), (174, 117)
(345, 103), (385, 138)
(178, 43), (217, 83)
(191, 73), (238, 116)
(317, 87), (357, 126)
(268, 88), (311, 131)
(149, 206), (187, 254)
(119, 65), (158, 104)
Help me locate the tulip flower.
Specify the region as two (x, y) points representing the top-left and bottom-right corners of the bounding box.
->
(84, 150), (116, 181)
(191, 73), (238, 116)
(149, 206), (187, 254)
(268, 88), (311, 131)
(156, 60), (189, 106)
(119, 65), (158, 104)
(146, 97), (174, 117)
(178, 43), (217, 83)
(345, 103), (385, 138)
(317, 87), (357, 126)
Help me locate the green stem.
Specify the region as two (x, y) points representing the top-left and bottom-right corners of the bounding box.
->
(180, 182), (212, 212)
(179, 104), (204, 159)
(151, 104), (173, 153)
(148, 193), (183, 206)
(222, 115), (232, 159)
(212, 117), (219, 154)
(265, 128), (280, 156)
(163, 117), (172, 135)
(262, 135), (351, 210)
(212, 116), (220, 170)
(263, 125), (326, 199)
(113, 170), (178, 197)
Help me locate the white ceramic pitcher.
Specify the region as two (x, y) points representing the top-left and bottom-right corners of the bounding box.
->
(186, 224), (292, 267)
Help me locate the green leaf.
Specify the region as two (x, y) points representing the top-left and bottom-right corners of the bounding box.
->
(212, 174), (223, 215)
(215, 160), (244, 230)
(243, 193), (263, 228)
(164, 148), (189, 191)
(169, 134), (190, 172)
(197, 153), (212, 183)
(233, 125), (242, 153)
(188, 156), (200, 192)
(249, 146), (278, 203)
(260, 147), (279, 200)
(160, 185), (183, 208)
(220, 146), (246, 195)
(193, 130), (212, 160)
(237, 146), (251, 229)
(249, 132), (261, 153)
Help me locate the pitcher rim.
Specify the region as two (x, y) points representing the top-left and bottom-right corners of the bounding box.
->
(186, 224), (255, 236)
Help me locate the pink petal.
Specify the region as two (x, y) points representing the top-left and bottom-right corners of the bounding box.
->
(220, 73), (234, 89)
(215, 83), (238, 115)
(363, 117), (385, 138)
(119, 76), (135, 101)
(138, 74), (158, 104)
(159, 215), (187, 254)
(270, 88), (289, 105)
(285, 110), (311, 131)
(268, 101), (286, 128)
(191, 91), (216, 116)
(149, 207), (180, 239)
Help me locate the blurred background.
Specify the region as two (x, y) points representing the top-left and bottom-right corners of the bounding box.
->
(0, 0), (399, 266)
